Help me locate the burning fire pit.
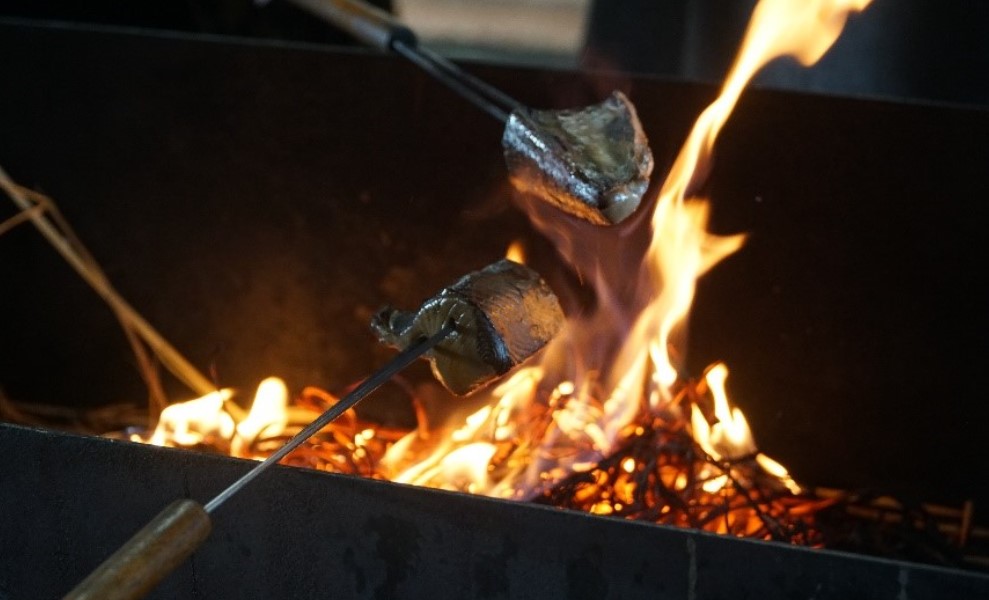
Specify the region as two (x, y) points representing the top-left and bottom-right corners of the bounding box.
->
(2, 5), (989, 597)
(2, 421), (987, 599)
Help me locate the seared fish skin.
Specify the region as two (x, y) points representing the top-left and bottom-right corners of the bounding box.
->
(502, 91), (654, 225)
(372, 259), (564, 396)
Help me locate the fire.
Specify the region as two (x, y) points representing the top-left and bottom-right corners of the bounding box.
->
(504, 239), (526, 263)
(130, 0), (873, 543)
(690, 363), (756, 462)
(134, 377), (290, 459)
(379, 0), (874, 500)
(232, 377), (289, 458)
(139, 389), (235, 447)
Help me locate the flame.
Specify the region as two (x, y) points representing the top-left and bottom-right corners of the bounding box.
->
(756, 452), (803, 495)
(505, 239), (526, 264)
(232, 377), (289, 458)
(138, 377), (291, 459)
(390, 0), (873, 499)
(638, 0), (873, 401)
(437, 443), (497, 493)
(127, 0), (872, 541)
(140, 389), (235, 447)
(690, 363), (756, 461)
(658, 0), (873, 213)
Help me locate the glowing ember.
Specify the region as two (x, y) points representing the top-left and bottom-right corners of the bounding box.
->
(128, 0), (874, 544)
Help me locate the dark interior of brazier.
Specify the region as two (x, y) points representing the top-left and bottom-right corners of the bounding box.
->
(2, 10), (989, 594)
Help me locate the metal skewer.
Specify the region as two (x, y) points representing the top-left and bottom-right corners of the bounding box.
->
(64, 322), (455, 600)
(205, 321), (454, 513)
(269, 0), (521, 122)
(390, 41), (521, 122)
(265, 0), (656, 226)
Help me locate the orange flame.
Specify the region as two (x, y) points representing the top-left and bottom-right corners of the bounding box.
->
(505, 239), (526, 264)
(232, 377), (289, 458)
(140, 389), (235, 447)
(129, 0), (871, 531)
(395, 0), (874, 498)
(639, 0), (874, 401)
(691, 363), (756, 461)
(138, 377), (290, 459)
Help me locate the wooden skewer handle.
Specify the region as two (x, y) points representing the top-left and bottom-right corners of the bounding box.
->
(285, 0), (417, 51)
(63, 500), (212, 600)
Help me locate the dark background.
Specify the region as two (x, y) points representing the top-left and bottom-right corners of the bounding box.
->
(0, 0), (394, 46)
(1, 0), (988, 107)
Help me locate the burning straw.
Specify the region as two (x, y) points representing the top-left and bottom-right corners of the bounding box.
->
(123, 371), (985, 569)
(2, 163), (981, 569)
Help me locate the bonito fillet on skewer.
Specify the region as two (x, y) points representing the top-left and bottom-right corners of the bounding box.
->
(372, 259), (564, 395)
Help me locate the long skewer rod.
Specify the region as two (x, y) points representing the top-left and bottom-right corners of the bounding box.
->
(204, 322), (455, 513)
(274, 0), (521, 122)
(64, 323), (455, 599)
(392, 40), (520, 123)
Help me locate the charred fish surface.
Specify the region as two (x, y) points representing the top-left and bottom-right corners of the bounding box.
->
(372, 259), (564, 396)
(502, 91), (654, 225)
